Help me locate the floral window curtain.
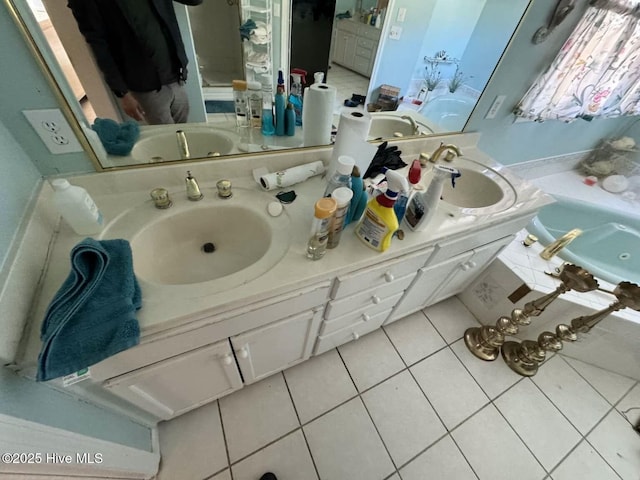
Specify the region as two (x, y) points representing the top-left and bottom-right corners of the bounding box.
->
(516, 0), (640, 122)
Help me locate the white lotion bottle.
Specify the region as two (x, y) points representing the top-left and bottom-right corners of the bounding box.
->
(404, 165), (460, 231)
(51, 179), (104, 235)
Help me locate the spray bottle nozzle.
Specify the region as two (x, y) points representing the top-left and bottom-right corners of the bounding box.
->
(451, 170), (462, 188)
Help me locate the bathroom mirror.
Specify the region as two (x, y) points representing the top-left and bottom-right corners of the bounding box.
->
(8, 0), (531, 170)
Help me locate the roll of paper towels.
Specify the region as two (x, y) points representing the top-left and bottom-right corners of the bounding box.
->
(303, 83), (336, 147)
(258, 161), (325, 190)
(329, 109), (376, 178)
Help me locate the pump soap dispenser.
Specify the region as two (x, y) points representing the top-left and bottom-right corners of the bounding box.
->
(405, 165), (460, 231)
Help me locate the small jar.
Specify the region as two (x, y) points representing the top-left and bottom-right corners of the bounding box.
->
(306, 197), (337, 260)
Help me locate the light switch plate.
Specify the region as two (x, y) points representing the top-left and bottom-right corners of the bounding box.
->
(485, 95), (507, 119)
(397, 8), (407, 22)
(22, 108), (84, 154)
(389, 25), (402, 40)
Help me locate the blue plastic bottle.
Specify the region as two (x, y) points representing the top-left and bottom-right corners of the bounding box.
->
(285, 103), (296, 136)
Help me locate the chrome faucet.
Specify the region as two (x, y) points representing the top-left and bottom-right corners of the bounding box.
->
(430, 143), (462, 163)
(539, 228), (582, 260)
(176, 130), (190, 159)
(400, 115), (420, 135)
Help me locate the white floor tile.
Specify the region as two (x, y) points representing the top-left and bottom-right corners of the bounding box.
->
(450, 338), (522, 400)
(587, 410), (640, 480)
(532, 356), (611, 435)
(383, 311), (446, 365)
(400, 435), (478, 480)
(452, 404), (546, 480)
(564, 356), (636, 405)
(304, 398), (395, 480)
(219, 373), (299, 463)
(362, 371), (446, 466)
(156, 401), (227, 480)
(208, 470), (231, 480)
(551, 440), (619, 480)
(423, 297), (481, 344)
(495, 379), (581, 470)
(231, 430), (317, 480)
(616, 382), (640, 426)
(386, 475), (401, 480)
(284, 348), (357, 424)
(338, 329), (405, 392)
(411, 348), (489, 429)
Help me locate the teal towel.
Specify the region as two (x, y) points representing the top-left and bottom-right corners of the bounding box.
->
(92, 118), (140, 156)
(37, 238), (141, 382)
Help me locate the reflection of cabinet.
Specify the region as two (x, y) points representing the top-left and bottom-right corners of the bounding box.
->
(332, 20), (380, 77)
(388, 236), (513, 323)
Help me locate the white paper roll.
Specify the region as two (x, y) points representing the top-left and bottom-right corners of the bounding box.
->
(259, 161), (325, 190)
(303, 83), (337, 147)
(329, 109), (377, 178)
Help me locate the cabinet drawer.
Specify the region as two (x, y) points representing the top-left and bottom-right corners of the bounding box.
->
(428, 216), (530, 264)
(325, 273), (413, 319)
(355, 46), (373, 59)
(359, 27), (381, 41)
(321, 291), (403, 335)
(331, 248), (433, 300)
(337, 19), (359, 34)
(314, 308), (391, 355)
(357, 37), (376, 49)
(353, 56), (371, 75)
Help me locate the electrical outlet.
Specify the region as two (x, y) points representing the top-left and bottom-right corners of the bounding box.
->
(22, 109), (83, 154)
(389, 25), (402, 40)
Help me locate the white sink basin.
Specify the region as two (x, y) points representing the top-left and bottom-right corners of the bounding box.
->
(100, 188), (290, 290)
(131, 127), (237, 162)
(420, 157), (517, 215)
(368, 112), (438, 140)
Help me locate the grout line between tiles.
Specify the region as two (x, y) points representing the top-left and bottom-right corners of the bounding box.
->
(582, 437), (626, 480)
(204, 466), (231, 480)
(216, 400), (234, 480)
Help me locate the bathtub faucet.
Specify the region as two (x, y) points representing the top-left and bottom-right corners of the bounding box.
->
(539, 228), (582, 260)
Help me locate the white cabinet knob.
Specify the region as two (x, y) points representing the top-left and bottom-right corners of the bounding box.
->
(238, 348), (249, 359)
(460, 263), (470, 271)
(384, 272), (394, 283)
(362, 313), (371, 322)
(467, 260), (477, 269)
(352, 332), (360, 341)
(222, 354), (233, 365)
(372, 295), (381, 304)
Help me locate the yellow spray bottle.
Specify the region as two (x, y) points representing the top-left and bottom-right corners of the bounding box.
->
(355, 168), (408, 252)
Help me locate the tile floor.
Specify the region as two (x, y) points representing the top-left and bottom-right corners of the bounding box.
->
(155, 297), (640, 480)
(327, 63), (370, 113)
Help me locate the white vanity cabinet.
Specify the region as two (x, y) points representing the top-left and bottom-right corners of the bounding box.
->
(332, 20), (380, 77)
(103, 339), (242, 420)
(98, 283), (331, 420)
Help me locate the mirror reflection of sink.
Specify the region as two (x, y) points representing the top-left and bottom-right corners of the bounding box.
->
(368, 111), (439, 140)
(100, 189), (290, 290)
(131, 127), (237, 163)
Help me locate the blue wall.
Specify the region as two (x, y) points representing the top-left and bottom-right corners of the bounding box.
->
(0, 367), (151, 451)
(465, 0), (637, 164)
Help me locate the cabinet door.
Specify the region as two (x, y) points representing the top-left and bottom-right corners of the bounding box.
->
(387, 251), (474, 324)
(427, 236), (513, 306)
(103, 340), (242, 420)
(231, 308), (322, 385)
(333, 32), (356, 68)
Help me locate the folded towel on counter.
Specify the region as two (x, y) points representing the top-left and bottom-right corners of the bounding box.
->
(91, 118), (140, 156)
(37, 238), (142, 382)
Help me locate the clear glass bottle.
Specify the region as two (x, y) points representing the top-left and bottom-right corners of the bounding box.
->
(324, 155), (355, 197)
(327, 187), (353, 249)
(232, 80), (248, 128)
(306, 197), (337, 260)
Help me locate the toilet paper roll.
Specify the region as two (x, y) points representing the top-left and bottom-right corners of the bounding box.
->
(329, 109), (377, 178)
(259, 161), (325, 190)
(303, 83), (337, 147)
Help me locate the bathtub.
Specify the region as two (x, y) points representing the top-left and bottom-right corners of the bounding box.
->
(420, 92), (477, 131)
(527, 195), (640, 285)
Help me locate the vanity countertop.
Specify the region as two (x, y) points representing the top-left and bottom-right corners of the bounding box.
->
(17, 133), (553, 369)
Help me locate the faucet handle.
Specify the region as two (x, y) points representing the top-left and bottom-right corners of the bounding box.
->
(216, 179), (233, 199)
(150, 188), (172, 209)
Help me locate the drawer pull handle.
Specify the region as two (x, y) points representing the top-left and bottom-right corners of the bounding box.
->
(372, 295), (381, 304)
(467, 260), (477, 269)
(353, 332), (360, 341)
(362, 313), (371, 322)
(222, 354), (234, 366)
(238, 348), (249, 359)
(384, 272), (394, 283)
(460, 263), (471, 271)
